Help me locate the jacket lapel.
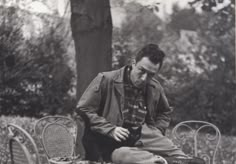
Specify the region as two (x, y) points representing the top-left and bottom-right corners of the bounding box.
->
(113, 66), (125, 96)
(146, 81), (156, 115)
(113, 67), (126, 118)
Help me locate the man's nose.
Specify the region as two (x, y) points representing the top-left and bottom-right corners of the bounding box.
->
(140, 73), (147, 81)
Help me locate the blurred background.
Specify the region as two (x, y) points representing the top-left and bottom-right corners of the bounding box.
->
(0, 0), (235, 163)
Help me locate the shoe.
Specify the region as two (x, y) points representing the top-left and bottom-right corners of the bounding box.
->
(164, 156), (205, 164)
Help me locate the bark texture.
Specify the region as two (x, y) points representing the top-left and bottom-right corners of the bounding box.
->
(70, 0), (112, 100)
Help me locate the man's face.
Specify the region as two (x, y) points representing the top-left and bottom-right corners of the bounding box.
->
(130, 57), (160, 88)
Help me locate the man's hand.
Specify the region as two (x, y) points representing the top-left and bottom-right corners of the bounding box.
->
(109, 127), (130, 142)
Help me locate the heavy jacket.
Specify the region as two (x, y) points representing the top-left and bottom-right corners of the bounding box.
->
(76, 66), (173, 136)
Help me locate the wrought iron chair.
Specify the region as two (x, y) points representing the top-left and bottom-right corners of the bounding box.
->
(34, 116), (78, 163)
(7, 123), (40, 164)
(171, 120), (221, 164)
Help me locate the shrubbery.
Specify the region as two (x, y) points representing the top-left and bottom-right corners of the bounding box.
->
(0, 6), (75, 117)
(112, 2), (235, 135)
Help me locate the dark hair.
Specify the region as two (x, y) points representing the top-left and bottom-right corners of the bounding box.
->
(136, 44), (165, 69)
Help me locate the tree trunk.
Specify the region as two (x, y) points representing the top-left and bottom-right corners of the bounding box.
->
(70, 0), (112, 100)
(70, 0), (112, 158)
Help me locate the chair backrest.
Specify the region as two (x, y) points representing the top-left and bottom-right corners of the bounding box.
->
(34, 116), (77, 159)
(171, 120), (221, 164)
(8, 123), (40, 164)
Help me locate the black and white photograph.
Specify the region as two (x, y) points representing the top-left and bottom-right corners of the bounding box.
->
(0, 0), (235, 164)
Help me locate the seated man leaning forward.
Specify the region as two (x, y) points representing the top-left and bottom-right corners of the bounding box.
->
(75, 44), (203, 164)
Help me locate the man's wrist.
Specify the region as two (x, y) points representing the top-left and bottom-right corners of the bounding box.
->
(107, 126), (116, 138)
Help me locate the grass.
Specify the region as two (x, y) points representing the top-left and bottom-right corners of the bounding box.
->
(0, 116), (235, 164)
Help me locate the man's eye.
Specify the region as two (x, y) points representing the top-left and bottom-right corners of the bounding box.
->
(148, 73), (155, 77)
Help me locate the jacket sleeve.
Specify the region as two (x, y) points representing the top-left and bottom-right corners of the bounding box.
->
(154, 87), (173, 135)
(75, 73), (116, 136)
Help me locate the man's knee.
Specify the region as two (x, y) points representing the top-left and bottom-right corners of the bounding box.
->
(111, 147), (132, 164)
(111, 147), (156, 164)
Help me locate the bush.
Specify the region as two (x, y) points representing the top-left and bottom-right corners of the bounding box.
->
(0, 6), (75, 116)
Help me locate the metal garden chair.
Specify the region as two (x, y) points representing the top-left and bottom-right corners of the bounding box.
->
(171, 120), (221, 164)
(34, 115), (79, 164)
(8, 123), (40, 164)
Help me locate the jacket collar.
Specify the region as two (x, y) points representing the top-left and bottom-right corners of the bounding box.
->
(113, 66), (126, 97)
(113, 66), (126, 83)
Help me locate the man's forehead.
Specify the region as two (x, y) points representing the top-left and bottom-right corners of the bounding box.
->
(136, 57), (160, 72)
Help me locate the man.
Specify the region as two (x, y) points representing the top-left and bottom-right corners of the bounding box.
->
(75, 44), (204, 164)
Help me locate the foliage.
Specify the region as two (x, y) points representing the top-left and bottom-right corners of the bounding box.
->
(112, 1), (235, 135)
(0, 6), (75, 116)
(189, 0), (234, 12)
(164, 3), (235, 135)
(112, 1), (164, 69)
